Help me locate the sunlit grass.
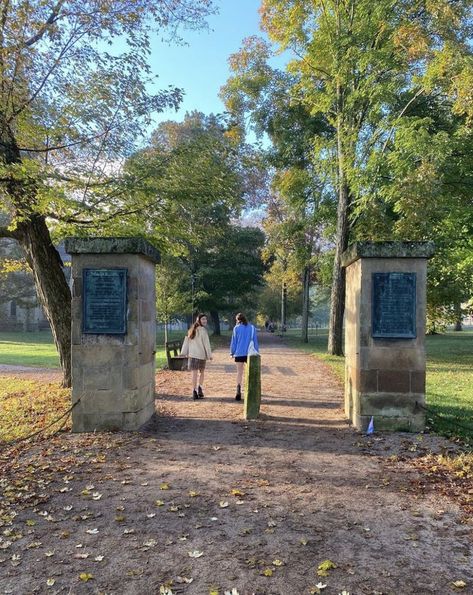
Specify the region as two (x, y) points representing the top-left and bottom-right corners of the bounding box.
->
(0, 376), (71, 443)
(285, 328), (473, 442)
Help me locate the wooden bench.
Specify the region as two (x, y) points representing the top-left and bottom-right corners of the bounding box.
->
(165, 339), (187, 371)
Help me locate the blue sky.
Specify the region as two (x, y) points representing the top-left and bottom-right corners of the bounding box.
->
(149, 0), (268, 124)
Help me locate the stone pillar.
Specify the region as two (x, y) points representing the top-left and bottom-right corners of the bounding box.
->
(342, 241), (434, 432)
(65, 237), (160, 432)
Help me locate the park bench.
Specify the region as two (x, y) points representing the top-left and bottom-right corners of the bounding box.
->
(165, 339), (188, 371)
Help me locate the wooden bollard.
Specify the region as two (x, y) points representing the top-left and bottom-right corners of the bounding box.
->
(244, 354), (261, 419)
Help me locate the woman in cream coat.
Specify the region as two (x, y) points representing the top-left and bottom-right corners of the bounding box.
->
(181, 313), (212, 400)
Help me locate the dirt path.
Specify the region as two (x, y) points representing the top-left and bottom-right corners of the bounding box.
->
(1, 334), (472, 594)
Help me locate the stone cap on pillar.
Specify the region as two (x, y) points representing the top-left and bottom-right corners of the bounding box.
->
(64, 237), (161, 264)
(341, 241), (435, 268)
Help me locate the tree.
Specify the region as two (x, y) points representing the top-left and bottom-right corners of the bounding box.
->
(221, 36), (330, 342)
(125, 112), (266, 333)
(0, 0), (215, 386)
(195, 226), (266, 333)
(259, 0), (472, 354)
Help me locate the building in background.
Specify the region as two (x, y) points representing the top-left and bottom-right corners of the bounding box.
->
(0, 239), (70, 332)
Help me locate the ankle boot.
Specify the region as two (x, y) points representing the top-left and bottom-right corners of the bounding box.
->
(198, 386), (204, 399)
(235, 384), (242, 401)
(192, 389), (199, 400)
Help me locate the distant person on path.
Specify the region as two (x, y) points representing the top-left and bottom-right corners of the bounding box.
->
(230, 312), (259, 401)
(181, 313), (212, 400)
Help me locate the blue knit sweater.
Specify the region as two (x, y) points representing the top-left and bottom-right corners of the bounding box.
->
(230, 323), (259, 357)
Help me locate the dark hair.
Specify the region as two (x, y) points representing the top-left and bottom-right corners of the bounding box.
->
(236, 312), (248, 325)
(188, 313), (207, 339)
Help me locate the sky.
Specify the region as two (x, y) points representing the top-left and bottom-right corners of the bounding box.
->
(148, 0), (269, 125)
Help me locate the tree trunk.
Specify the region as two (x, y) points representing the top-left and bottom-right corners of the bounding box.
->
(1, 118), (71, 386)
(281, 281), (287, 331)
(327, 182), (350, 355)
(210, 309), (221, 336)
(15, 215), (72, 387)
(454, 302), (463, 331)
(328, 81), (351, 356)
(301, 265), (310, 343)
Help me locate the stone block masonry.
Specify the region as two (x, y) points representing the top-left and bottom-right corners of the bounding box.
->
(342, 241), (434, 432)
(65, 237), (160, 432)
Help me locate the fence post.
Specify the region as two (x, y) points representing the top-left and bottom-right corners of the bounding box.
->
(244, 355), (261, 419)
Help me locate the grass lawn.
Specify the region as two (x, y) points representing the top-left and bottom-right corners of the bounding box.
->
(284, 328), (473, 442)
(0, 330), (188, 370)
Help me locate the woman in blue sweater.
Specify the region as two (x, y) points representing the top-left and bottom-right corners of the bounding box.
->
(230, 312), (259, 401)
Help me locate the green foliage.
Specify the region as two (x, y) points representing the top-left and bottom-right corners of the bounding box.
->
(0, 0), (216, 231)
(125, 112), (266, 321)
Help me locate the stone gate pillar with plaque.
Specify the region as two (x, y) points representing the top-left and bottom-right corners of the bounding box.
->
(342, 241), (434, 432)
(65, 237), (160, 432)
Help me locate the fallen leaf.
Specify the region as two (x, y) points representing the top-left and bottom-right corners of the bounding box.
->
(155, 500), (165, 507)
(317, 559), (337, 577)
(188, 550), (204, 558)
(160, 483), (170, 490)
(219, 501), (229, 508)
(176, 576), (193, 584)
(263, 568), (273, 577)
(46, 579), (55, 587)
(86, 529), (99, 535)
(79, 573), (93, 582)
(452, 581), (467, 589)
(230, 489), (245, 497)
(146, 513), (156, 518)
(94, 555), (104, 562)
(189, 491), (200, 497)
(273, 559), (283, 566)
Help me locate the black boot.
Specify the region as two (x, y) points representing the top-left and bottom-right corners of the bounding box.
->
(192, 389), (199, 400)
(235, 384), (242, 401)
(198, 385), (204, 399)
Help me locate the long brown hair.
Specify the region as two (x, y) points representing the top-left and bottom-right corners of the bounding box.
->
(188, 313), (207, 339)
(236, 312), (248, 325)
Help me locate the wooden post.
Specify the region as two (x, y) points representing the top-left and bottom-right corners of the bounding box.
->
(244, 355), (261, 420)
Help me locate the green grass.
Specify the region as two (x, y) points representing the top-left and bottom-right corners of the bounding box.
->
(0, 331), (60, 368)
(284, 328), (473, 442)
(0, 329), (226, 370)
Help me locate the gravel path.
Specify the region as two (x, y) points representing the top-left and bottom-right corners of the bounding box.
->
(0, 333), (471, 594)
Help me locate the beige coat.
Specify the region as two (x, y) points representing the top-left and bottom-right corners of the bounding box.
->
(180, 326), (212, 360)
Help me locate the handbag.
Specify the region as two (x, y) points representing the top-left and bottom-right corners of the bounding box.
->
(247, 325), (259, 356)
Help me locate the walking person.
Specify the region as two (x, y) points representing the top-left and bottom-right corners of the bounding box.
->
(181, 313), (212, 400)
(230, 312), (259, 401)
